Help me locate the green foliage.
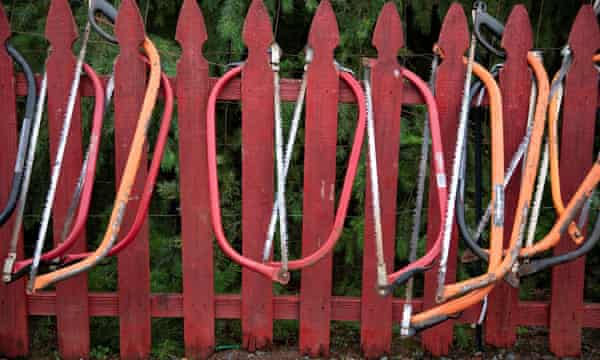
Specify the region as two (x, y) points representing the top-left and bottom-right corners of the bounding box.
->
(89, 345), (112, 360)
(454, 324), (475, 350)
(151, 319), (184, 359)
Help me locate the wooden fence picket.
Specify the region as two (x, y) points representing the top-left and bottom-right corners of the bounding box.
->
(241, 0), (274, 351)
(485, 5), (533, 348)
(421, 3), (468, 355)
(45, 0), (90, 358)
(175, 1), (214, 358)
(113, 0), (151, 358)
(299, 1), (339, 357)
(360, 3), (404, 358)
(0, 4), (28, 357)
(549, 5), (600, 357)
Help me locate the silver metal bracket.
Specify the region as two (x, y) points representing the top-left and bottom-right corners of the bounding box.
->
(334, 60), (354, 75)
(400, 304), (413, 337)
(493, 184), (505, 227)
(225, 61), (245, 71)
(530, 49), (544, 61)
(270, 43), (282, 72)
(3, 253), (16, 283)
(376, 263), (388, 290)
(304, 46), (314, 67)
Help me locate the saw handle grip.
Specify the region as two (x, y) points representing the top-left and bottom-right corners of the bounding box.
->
(473, 1), (506, 58)
(380, 267), (430, 296)
(89, 0), (118, 44)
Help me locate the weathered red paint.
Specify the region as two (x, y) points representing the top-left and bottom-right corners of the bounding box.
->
(22, 292), (600, 328)
(241, 0), (274, 351)
(360, 3), (404, 359)
(45, 0), (89, 358)
(0, 4), (28, 357)
(298, 1), (339, 357)
(175, 1), (214, 358)
(485, 5), (533, 348)
(550, 5), (600, 357)
(14, 73), (435, 105)
(421, 4), (468, 356)
(114, 0), (151, 358)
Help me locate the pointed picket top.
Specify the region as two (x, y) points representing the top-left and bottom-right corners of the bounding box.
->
(568, 5), (600, 65)
(242, 0), (273, 51)
(0, 3), (11, 45)
(115, 0), (146, 48)
(45, 0), (78, 52)
(176, 0), (208, 53)
(372, 2), (404, 63)
(501, 5), (532, 62)
(308, 0), (339, 55)
(437, 3), (469, 61)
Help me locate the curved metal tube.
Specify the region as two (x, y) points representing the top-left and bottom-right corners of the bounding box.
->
(59, 65), (174, 265)
(30, 38), (161, 292)
(473, 1), (505, 57)
(407, 50), (507, 332)
(547, 55), (600, 245)
(5, 62), (106, 280)
(0, 44), (37, 226)
(6, 1), (173, 282)
(399, 55), (440, 335)
(514, 67), (600, 269)
(469, 1), (589, 251)
(7, 58), (173, 279)
(439, 52), (551, 301)
(3, 72), (46, 284)
(207, 67), (366, 284)
(459, 55), (600, 273)
(89, 0), (118, 44)
(375, 66), (448, 294)
(382, 54), (507, 304)
(456, 57), (541, 263)
(456, 68), (500, 263)
(519, 207), (600, 276)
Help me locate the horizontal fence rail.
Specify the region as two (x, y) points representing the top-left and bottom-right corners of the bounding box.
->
(12, 74), (600, 106)
(0, 1), (599, 359)
(25, 293), (600, 326)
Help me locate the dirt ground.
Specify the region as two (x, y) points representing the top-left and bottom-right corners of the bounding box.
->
(21, 325), (600, 359)
(208, 328), (600, 360)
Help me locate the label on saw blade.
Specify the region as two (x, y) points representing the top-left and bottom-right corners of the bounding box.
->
(435, 152), (446, 188)
(437, 173), (447, 188)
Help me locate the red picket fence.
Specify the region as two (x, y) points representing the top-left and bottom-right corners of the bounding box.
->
(0, 1), (599, 359)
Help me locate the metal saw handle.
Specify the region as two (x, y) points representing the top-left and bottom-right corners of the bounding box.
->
(473, 1), (506, 58)
(89, 0), (118, 44)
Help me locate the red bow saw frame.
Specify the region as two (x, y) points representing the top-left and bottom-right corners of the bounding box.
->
(364, 59), (449, 294)
(207, 65), (366, 284)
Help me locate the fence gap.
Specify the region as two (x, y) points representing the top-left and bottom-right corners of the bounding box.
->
(299, 1), (339, 357)
(175, 1), (214, 358)
(421, 3), (469, 355)
(0, 3), (28, 357)
(549, 5), (600, 357)
(360, 3), (404, 358)
(114, 0), (151, 358)
(45, 0), (90, 358)
(241, 0), (274, 351)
